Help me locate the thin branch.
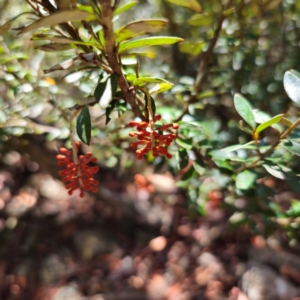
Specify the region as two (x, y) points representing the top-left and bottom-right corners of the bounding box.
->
(99, 0), (144, 120)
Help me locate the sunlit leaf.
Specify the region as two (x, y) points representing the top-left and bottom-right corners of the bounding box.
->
(166, 0), (202, 13)
(236, 170), (257, 190)
(133, 77), (169, 86)
(179, 41), (205, 56)
(76, 106), (91, 145)
(255, 114), (284, 134)
(220, 141), (256, 153)
(284, 69), (300, 105)
(234, 93), (256, 129)
(149, 83), (174, 94)
(18, 10), (93, 35)
(118, 36), (183, 53)
(115, 19), (168, 43)
(113, 1), (138, 16)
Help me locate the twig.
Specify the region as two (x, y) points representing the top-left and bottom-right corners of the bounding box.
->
(99, 0), (144, 120)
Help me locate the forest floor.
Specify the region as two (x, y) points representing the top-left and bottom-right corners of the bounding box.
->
(1, 135), (300, 300)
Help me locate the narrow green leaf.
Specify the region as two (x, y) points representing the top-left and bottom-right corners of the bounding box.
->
(220, 141), (255, 153)
(282, 140), (300, 156)
(234, 93), (256, 129)
(118, 36), (183, 53)
(115, 19), (168, 43)
(133, 77), (169, 86)
(113, 1), (138, 16)
(284, 69), (300, 105)
(76, 106), (91, 145)
(176, 138), (193, 150)
(178, 149), (189, 169)
(150, 96), (156, 117)
(166, 0), (202, 13)
(255, 114), (284, 134)
(18, 10), (92, 35)
(236, 170), (257, 190)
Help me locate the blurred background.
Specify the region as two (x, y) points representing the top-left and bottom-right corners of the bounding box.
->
(2, 0), (300, 299)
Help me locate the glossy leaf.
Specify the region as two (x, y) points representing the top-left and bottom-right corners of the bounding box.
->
(234, 93), (256, 129)
(263, 165), (286, 180)
(282, 140), (300, 156)
(118, 36), (183, 53)
(221, 141), (255, 153)
(76, 106), (91, 145)
(176, 138), (193, 150)
(255, 114), (284, 134)
(166, 0), (202, 13)
(94, 74), (118, 109)
(178, 149), (189, 169)
(113, 1), (138, 16)
(236, 170), (257, 190)
(115, 19), (168, 43)
(193, 159), (205, 175)
(18, 10), (92, 35)
(284, 69), (300, 105)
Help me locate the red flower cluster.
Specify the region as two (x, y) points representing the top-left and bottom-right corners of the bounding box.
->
(128, 114), (179, 159)
(57, 142), (99, 197)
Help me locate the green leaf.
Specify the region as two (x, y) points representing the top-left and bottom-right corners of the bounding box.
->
(166, 0), (202, 13)
(113, 1), (138, 16)
(76, 106), (91, 145)
(193, 159), (205, 175)
(0, 12), (33, 35)
(94, 74), (118, 109)
(282, 140), (300, 156)
(178, 149), (189, 169)
(149, 82), (174, 94)
(118, 36), (184, 53)
(115, 19), (168, 43)
(236, 170), (257, 190)
(187, 14), (213, 26)
(18, 10), (93, 35)
(263, 165), (286, 180)
(150, 96), (156, 117)
(220, 141), (256, 152)
(284, 69), (300, 105)
(133, 77), (169, 86)
(255, 114), (284, 134)
(234, 93), (256, 129)
(180, 166), (196, 181)
(176, 138), (193, 150)
(179, 41), (205, 56)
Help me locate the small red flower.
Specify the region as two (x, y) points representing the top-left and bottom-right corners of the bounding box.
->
(128, 114), (179, 159)
(57, 142), (99, 197)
